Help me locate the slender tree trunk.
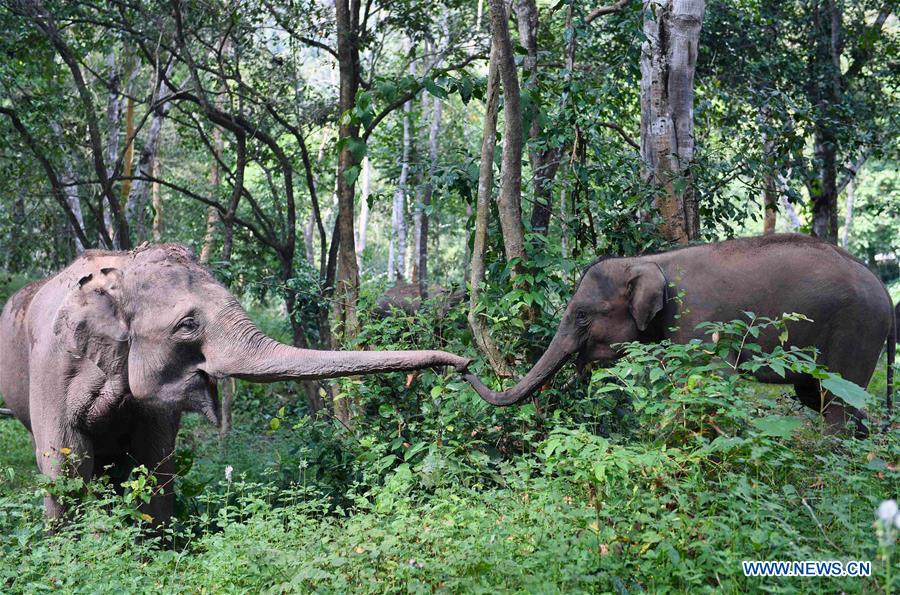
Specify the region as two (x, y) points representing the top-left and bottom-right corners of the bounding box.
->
(809, 0), (842, 244)
(200, 80), (227, 263)
(776, 173), (802, 230)
(413, 95), (441, 296)
(811, 127), (839, 242)
(119, 59), (141, 242)
(639, 0), (705, 244)
(761, 111), (777, 235)
(388, 97), (412, 283)
(126, 68), (173, 244)
(151, 157), (163, 241)
(120, 96), (136, 210)
(468, 45), (513, 378)
(103, 52), (122, 248)
(333, 0), (363, 426)
(356, 156), (370, 268)
(305, 141), (329, 266)
(517, 0), (560, 239)
(841, 176), (855, 249)
(489, 0), (527, 273)
(49, 121), (86, 254)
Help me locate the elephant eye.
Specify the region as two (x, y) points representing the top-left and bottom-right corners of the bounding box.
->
(174, 316), (200, 334)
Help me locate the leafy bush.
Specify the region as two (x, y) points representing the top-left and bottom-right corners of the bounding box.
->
(0, 311), (896, 592)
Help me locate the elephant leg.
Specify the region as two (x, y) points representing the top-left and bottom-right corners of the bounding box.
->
(793, 378), (868, 439)
(820, 331), (875, 438)
(32, 425), (94, 522)
(128, 415), (179, 526)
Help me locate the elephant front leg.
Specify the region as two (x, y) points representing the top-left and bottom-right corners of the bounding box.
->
(32, 426), (94, 524)
(128, 417), (179, 527)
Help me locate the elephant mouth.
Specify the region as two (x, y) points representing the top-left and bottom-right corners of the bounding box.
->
(190, 370), (221, 426)
(576, 344), (619, 369)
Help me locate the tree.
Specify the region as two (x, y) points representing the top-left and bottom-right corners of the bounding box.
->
(488, 0), (526, 271)
(387, 95), (412, 283)
(468, 45), (514, 378)
(639, 0), (706, 244)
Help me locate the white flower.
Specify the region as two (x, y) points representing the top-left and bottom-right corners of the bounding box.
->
(876, 499), (898, 523)
(225, 465), (234, 482)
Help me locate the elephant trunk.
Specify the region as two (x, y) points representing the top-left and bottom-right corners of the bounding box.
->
(202, 303), (469, 382)
(464, 332), (577, 406)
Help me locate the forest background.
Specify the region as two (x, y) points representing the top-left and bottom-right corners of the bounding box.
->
(0, 0), (898, 592)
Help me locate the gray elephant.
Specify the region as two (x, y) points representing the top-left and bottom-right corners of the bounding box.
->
(464, 234), (895, 437)
(372, 282), (466, 319)
(0, 244), (469, 524)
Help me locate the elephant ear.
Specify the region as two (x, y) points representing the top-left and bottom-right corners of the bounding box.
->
(626, 263), (666, 332)
(54, 268), (128, 354)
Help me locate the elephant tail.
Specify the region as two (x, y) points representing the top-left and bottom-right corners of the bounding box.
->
(888, 303), (895, 415)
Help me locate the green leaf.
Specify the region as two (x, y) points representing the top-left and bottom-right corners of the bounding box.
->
(269, 417), (281, 431)
(422, 77), (448, 99)
(751, 415), (803, 439)
(821, 375), (873, 409)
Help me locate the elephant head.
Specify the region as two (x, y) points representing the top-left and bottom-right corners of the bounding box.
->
(56, 244), (469, 424)
(464, 258), (667, 405)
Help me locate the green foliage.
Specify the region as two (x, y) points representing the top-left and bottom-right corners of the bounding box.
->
(1, 311), (897, 591)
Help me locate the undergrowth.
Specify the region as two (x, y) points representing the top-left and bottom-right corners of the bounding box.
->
(0, 301), (897, 592)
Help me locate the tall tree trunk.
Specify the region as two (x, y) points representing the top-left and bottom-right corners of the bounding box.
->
(388, 97), (412, 283)
(151, 157), (163, 241)
(333, 0), (363, 426)
(841, 176), (855, 249)
(49, 121), (86, 254)
(305, 140), (329, 266)
(810, 130), (839, 242)
(489, 0), (527, 273)
(355, 156), (370, 268)
(120, 96), (135, 211)
(809, 0), (842, 244)
(468, 45), (513, 378)
(517, 0), (560, 239)
(413, 95), (441, 296)
(200, 81), (227, 263)
(761, 110), (777, 235)
(126, 68), (173, 245)
(103, 51), (122, 248)
(639, 0), (705, 244)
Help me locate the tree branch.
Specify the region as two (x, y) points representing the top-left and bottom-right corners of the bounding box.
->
(260, 0), (338, 59)
(362, 52), (487, 141)
(844, 3), (892, 80)
(17, 0), (131, 247)
(597, 120), (640, 150)
(585, 0), (632, 23)
(0, 106), (93, 249)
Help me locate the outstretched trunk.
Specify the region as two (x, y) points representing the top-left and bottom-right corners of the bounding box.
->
(202, 307), (469, 382)
(464, 332), (576, 406)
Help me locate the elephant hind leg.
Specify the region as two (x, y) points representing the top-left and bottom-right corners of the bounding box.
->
(793, 379), (869, 439)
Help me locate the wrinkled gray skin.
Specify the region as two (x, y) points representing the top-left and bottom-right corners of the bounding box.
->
(373, 282), (466, 319)
(465, 234), (895, 437)
(0, 244), (469, 524)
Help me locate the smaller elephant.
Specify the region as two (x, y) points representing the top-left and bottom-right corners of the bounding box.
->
(373, 282), (466, 319)
(464, 234), (894, 437)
